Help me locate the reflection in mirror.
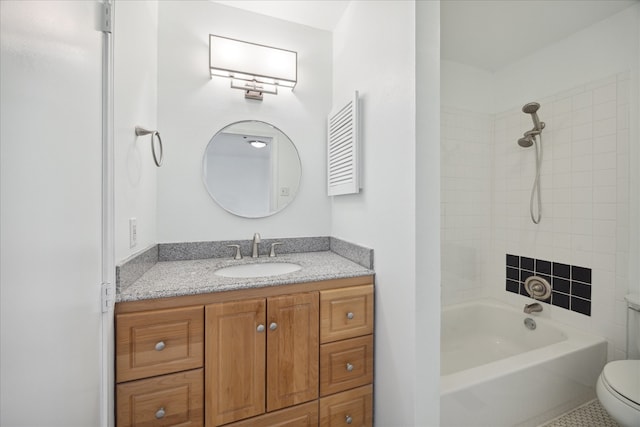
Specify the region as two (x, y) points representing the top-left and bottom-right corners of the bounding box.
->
(203, 121), (301, 218)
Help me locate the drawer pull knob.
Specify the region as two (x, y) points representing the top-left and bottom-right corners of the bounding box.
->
(155, 341), (166, 351)
(269, 322), (278, 331)
(257, 324), (265, 333)
(346, 362), (354, 372)
(345, 415), (353, 424)
(155, 407), (166, 419)
(346, 312), (355, 320)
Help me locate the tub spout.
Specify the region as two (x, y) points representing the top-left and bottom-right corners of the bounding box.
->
(524, 302), (543, 314)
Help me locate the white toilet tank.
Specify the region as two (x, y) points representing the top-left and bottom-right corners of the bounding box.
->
(626, 294), (640, 358)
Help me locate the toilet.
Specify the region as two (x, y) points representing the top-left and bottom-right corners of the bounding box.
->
(596, 294), (640, 427)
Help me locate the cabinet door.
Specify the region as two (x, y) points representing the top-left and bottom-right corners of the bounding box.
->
(267, 292), (319, 412)
(205, 299), (266, 426)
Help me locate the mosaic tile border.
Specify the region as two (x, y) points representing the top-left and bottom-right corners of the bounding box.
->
(505, 254), (592, 316)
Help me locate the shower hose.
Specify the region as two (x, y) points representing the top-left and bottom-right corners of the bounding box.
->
(530, 134), (542, 224)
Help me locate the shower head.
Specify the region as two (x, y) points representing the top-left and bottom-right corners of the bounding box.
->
(518, 136), (535, 148)
(522, 102), (545, 132)
(522, 102), (540, 114)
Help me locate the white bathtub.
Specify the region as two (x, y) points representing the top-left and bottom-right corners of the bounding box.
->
(440, 299), (607, 427)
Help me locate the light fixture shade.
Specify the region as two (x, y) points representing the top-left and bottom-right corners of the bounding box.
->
(209, 35), (297, 89)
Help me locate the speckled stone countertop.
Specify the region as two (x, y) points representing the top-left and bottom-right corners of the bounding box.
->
(116, 251), (374, 303)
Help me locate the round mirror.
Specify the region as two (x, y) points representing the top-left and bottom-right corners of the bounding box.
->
(203, 121), (301, 218)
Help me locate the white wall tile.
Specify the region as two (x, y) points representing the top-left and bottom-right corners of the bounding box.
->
(592, 82), (617, 105)
(593, 100), (616, 121)
(572, 91), (592, 109)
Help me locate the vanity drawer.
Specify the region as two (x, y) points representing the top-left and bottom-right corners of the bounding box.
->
(319, 385), (373, 427)
(116, 368), (203, 427)
(320, 285), (373, 343)
(320, 335), (373, 397)
(225, 400), (318, 427)
(116, 306), (204, 383)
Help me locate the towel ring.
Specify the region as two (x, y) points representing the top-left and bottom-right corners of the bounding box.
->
(135, 126), (163, 167)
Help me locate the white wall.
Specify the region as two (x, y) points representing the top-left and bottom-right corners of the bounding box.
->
(1, 1), (103, 424)
(156, 1), (332, 243)
(332, 1), (440, 425)
(441, 60), (495, 111)
(114, 0), (158, 262)
(493, 5), (640, 112)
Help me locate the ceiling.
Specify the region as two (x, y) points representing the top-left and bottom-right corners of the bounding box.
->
(441, 0), (638, 71)
(214, 0), (638, 71)
(213, 0), (350, 31)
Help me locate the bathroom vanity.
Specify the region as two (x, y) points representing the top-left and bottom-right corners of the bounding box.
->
(115, 250), (374, 427)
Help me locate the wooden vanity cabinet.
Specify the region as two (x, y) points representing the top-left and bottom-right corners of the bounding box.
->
(115, 276), (374, 427)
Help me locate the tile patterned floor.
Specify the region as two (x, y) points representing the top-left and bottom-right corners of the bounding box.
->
(539, 399), (619, 427)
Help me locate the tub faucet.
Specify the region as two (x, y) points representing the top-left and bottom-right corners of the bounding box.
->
(252, 233), (261, 258)
(524, 302), (543, 314)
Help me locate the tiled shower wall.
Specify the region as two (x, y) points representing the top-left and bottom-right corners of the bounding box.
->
(492, 72), (631, 360)
(441, 107), (493, 305)
(441, 73), (631, 360)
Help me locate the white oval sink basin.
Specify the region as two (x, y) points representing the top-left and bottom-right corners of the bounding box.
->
(214, 262), (302, 278)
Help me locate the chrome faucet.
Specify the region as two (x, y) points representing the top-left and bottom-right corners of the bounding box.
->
(524, 302), (543, 314)
(252, 233), (261, 258)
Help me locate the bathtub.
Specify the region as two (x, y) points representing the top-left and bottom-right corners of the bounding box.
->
(440, 299), (607, 427)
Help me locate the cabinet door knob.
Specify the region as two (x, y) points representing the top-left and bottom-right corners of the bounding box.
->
(155, 407), (166, 419)
(346, 362), (354, 372)
(155, 341), (166, 351)
(345, 415), (353, 424)
(257, 324), (265, 333)
(346, 312), (355, 320)
(269, 322), (278, 331)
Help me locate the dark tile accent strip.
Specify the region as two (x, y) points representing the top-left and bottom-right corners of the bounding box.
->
(521, 257), (534, 271)
(329, 237), (374, 269)
(571, 282), (592, 299)
(572, 266), (592, 284)
(116, 245), (159, 292)
(506, 254), (519, 267)
(553, 262), (571, 279)
(552, 277), (571, 294)
(507, 267), (519, 280)
(536, 259), (551, 275)
(552, 292), (570, 309)
(571, 297), (591, 316)
(505, 254), (592, 316)
(506, 279), (519, 293)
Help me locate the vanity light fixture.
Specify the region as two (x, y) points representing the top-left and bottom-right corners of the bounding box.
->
(209, 34), (297, 101)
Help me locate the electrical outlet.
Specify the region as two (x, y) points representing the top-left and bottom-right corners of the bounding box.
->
(129, 218), (137, 248)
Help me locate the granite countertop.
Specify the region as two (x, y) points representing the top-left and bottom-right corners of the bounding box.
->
(116, 251), (374, 303)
